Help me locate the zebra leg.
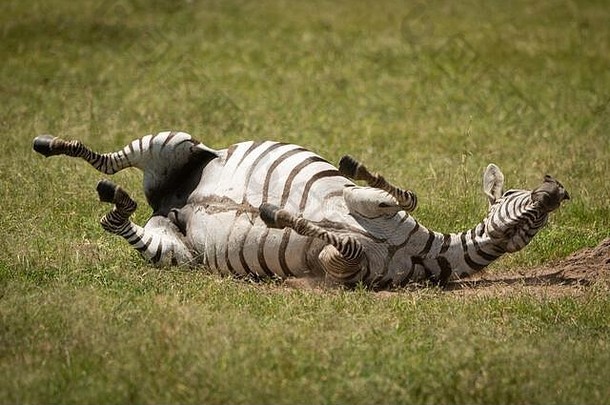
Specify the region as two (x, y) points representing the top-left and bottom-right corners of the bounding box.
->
(339, 155), (417, 212)
(33, 131), (218, 176)
(259, 203), (365, 284)
(97, 180), (194, 265)
(34, 132), (219, 215)
(33, 134), (131, 174)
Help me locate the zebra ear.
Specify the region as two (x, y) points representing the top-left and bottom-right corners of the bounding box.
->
(483, 163), (505, 206)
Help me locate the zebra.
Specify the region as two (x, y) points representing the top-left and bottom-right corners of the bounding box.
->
(32, 131), (569, 288)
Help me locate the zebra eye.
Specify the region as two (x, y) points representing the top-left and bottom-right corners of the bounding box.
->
(378, 202), (391, 208)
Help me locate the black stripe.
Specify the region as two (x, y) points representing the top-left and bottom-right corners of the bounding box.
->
(105, 214), (120, 227)
(477, 222), (485, 237)
(464, 253), (487, 271)
(488, 242), (506, 255)
(398, 213), (410, 225)
(322, 189), (345, 202)
(281, 156), (327, 206)
(476, 247), (499, 262)
(278, 229), (295, 277)
(503, 197), (514, 215)
(418, 230), (436, 256)
(109, 153), (119, 173)
(257, 229), (275, 277)
(147, 136), (155, 155)
(460, 231), (488, 270)
(403, 221), (421, 247)
(340, 238), (361, 261)
(460, 231), (468, 252)
(174, 137), (194, 149)
(123, 229), (137, 240)
(403, 257), (418, 281)
(122, 149), (132, 167)
(135, 236), (152, 253)
(436, 256), (452, 287)
(440, 233), (451, 254)
(151, 242), (163, 263)
(242, 143), (285, 203)
(470, 228), (499, 261)
(162, 131), (177, 147)
(298, 169), (342, 211)
(238, 224), (255, 276)
(225, 251), (238, 276)
(91, 154), (102, 168)
(236, 141), (264, 168)
(302, 236), (316, 275)
(127, 141), (135, 158)
(212, 241), (219, 273)
(262, 147), (307, 204)
(493, 203), (510, 229)
(521, 211), (537, 222)
(223, 214), (240, 277)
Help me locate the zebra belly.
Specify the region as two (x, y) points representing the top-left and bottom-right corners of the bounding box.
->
(187, 209), (322, 278)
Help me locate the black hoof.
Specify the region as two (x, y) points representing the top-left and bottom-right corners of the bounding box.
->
(338, 155), (360, 178)
(33, 135), (58, 157)
(96, 179), (117, 203)
(259, 203), (280, 228)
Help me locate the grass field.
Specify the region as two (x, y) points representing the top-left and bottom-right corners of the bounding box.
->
(1, 0), (609, 403)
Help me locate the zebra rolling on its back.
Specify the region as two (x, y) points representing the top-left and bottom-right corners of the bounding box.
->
(33, 131), (569, 288)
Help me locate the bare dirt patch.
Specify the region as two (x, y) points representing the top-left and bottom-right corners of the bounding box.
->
(447, 238), (610, 297)
(279, 238), (610, 297)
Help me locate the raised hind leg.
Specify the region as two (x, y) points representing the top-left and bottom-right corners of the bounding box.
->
(339, 155), (418, 212)
(97, 180), (194, 266)
(33, 131), (217, 175)
(33, 132), (219, 215)
(259, 203), (366, 285)
(34, 134), (133, 174)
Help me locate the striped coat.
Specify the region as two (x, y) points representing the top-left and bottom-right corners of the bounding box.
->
(33, 131), (569, 288)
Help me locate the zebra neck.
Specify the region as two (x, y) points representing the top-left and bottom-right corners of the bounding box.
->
(443, 222), (506, 278)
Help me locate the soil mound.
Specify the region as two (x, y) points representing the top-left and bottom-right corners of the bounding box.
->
(447, 238), (610, 295)
(550, 237), (610, 283)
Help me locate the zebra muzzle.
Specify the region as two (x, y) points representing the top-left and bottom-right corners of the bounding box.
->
(531, 175), (570, 212)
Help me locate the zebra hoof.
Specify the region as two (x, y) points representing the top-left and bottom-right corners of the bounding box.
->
(97, 179), (117, 203)
(339, 155), (360, 179)
(259, 203), (281, 228)
(33, 135), (58, 157)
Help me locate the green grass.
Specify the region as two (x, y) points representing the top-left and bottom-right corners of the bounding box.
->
(1, 0), (609, 403)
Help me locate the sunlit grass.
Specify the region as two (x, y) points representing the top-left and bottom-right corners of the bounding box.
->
(1, 0), (609, 403)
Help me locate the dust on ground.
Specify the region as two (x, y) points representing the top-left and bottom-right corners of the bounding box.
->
(446, 238), (610, 297)
(282, 238), (610, 297)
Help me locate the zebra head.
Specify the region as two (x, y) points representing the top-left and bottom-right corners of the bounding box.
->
(482, 164), (569, 253)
